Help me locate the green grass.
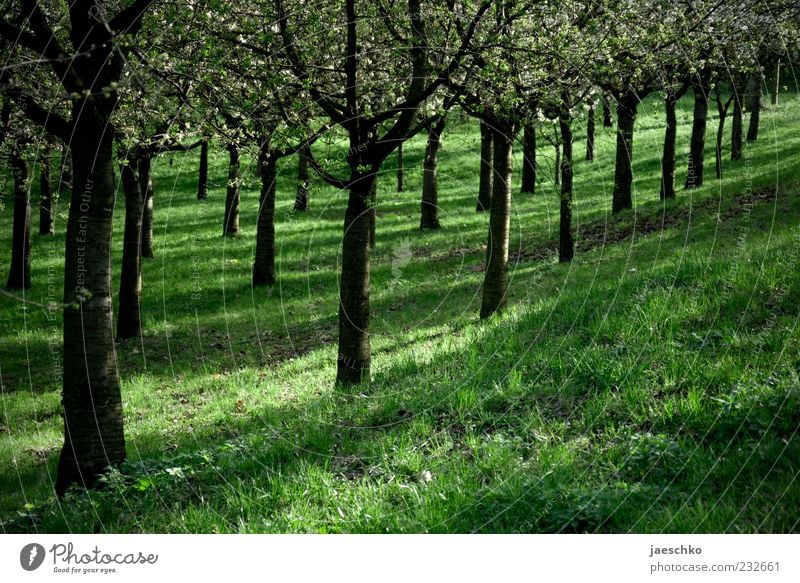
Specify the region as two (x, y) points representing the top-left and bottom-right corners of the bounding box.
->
(1, 92), (799, 533)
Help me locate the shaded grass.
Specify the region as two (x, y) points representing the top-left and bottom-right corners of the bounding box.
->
(1, 93), (799, 533)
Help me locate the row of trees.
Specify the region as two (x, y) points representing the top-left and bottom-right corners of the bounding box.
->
(0, 0), (797, 495)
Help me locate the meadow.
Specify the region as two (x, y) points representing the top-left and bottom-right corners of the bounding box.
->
(1, 91), (799, 533)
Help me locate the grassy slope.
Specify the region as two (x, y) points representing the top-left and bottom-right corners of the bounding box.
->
(0, 92), (799, 533)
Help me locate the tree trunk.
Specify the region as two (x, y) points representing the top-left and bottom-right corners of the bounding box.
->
(554, 139), (561, 187)
(585, 104), (595, 162)
(396, 142), (404, 193)
(39, 147), (54, 235)
(559, 115), (574, 263)
(223, 143), (240, 236)
(58, 145), (72, 192)
(602, 98), (613, 127)
(6, 152), (31, 290)
(56, 118), (125, 497)
(746, 73), (761, 142)
(770, 59), (780, 106)
(420, 116), (445, 229)
(294, 145), (310, 211)
(660, 92), (679, 200)
(336, 169), (376, 386)
(138, 157), (154, 257)
(369, 176), (377, 249)
(612, 93), (638, 213)
(715, 110), (726, 180)
(480, 124), (515, 319)
(253, 148), (278, 286)
(521, 124), (536, 193)
(685, 79), (709, 190)
(731, 81), (743, 161)
(117, 159), (144, 339)
(476, 120), (493, 211)
(713, 88), (734, 181)
(197, 138), (209, 200)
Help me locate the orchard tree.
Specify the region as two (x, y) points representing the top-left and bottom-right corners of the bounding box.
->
(2, 110), (34, 291)
(181, 0), (332, 287)
(0, 0), (157, 496)
(273, 0), (493, 385)
(453, 0), (557, 317)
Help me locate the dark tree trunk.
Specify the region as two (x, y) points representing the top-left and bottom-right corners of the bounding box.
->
(420, 116), (446, 229)
(6, 152), (31, 290)
(660, 92), (679, 200)
(731, 81), (744, 161)
(585, 104), (595, 162)
(770, 59), (780, 106)
(396, 142), (404, 193)
(138, 157), (154, 257)
(294, 145), (310, 211)
(612, 93), (638, 213)
(39, 147), (55, 236)
(476, 120), (493, 212)
(559, 115), (574, 263)
(117, 159), (144, 339)
(369, 176), (377, 249)
(56, 117), (125, 497)
(602, 98), (613, 127)
(554, 138), (561, 187)
(253, 148), (278, 286)
(480, 124), (516, 319)
(197, 138), (209, 200)
(58, 145), (72, 192)
(521, 124), (536, 193)
(746, 73), (762, 142)
(223, 143), (241, 236)
(715, 112), (726, 180)
(714, 89), (734, 180)
(336, 169), (377, 386)
(685, 79), (709, 190)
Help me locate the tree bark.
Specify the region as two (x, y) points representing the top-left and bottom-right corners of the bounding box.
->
(6, 151), (31, 290)
(585, 104), (595, 162)
(39, 147), (55, 235)
(56, 117), (125, 497)
(476, 119), (493, 211)
(197, 138), (209, 200)
(369, 176), (377, 249)
(559, 115), (574, 263)
(602, 98), (613, 127)
(746, 73), (761, 142)
(138, 157), (154, 257)
(521, 124), (536, 193)
(713, 89), (734, 180)
(554, 137), (561, 187)
(770, 59), (780, 106)
(396, 142), (404, 193)
(612, 93), (638, 213)
(223, 143), (241, 236)
(294, 145), (310, 211)
(731, 80), (744, 161)
(480, 124), (515, 319)
(420, 116), (445, 229)
(336, 169), (376, 385)
(253, 148), (278, 286)
(117, 159), (144, 339)
(58, 145), (72, 192)
(685, 78), (709, 190)
(660, 92), (679, 200)
(715, 111), (726, 180)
